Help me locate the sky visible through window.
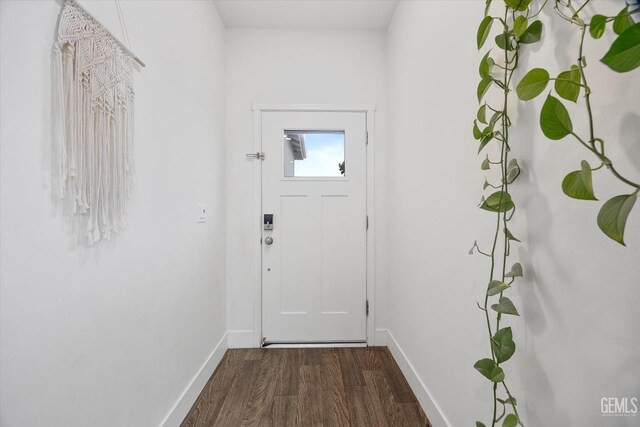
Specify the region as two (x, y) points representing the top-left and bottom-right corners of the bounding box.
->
(293, 132), (344, 177)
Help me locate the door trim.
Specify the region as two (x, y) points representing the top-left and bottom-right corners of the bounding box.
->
(251, 104), (376, 347)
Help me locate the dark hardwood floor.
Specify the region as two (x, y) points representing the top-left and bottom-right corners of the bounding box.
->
(181, 347), (431, 427)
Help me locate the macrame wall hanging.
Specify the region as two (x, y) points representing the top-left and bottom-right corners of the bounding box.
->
(53, 0), (144, 244)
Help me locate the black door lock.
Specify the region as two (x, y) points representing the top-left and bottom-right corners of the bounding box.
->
(264, 214), (273, 230)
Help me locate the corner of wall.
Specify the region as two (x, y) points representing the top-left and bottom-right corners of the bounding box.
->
(159, 332), (229, 427)
(383, 329), (451, 427)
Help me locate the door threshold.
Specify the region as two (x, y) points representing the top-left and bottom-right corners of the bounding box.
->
(262, 341), (367, 348)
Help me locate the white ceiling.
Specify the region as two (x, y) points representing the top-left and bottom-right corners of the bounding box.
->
(213, 0), (399, 30)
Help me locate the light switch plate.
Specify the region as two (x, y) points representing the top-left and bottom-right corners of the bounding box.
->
(197, 204), (207, 223)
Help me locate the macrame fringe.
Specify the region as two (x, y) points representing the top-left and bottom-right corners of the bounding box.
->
(53, 1), (135, 245)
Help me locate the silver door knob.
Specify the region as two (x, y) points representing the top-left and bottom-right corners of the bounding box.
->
(264, 236), (274, 245)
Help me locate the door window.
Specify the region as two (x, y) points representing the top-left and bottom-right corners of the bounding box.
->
(283, 130), (345, 177)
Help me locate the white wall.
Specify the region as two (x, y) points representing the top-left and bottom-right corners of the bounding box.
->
(386, 1), (640, 426)
(0, 2), (227, 426)
(225, 29), (389, 345)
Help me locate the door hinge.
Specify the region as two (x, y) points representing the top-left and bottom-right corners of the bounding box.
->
(366, 300), (369, 316)
(366, 215), (369, 230)
(246, 152), (265, 160)
(366, 131), (369, 145)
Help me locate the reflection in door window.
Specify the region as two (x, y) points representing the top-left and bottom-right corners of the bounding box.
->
(283, 130), (345, 177)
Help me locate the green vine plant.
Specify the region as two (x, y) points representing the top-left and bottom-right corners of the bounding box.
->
(516, 0), (640, 245)
(471, 1), (545, 426)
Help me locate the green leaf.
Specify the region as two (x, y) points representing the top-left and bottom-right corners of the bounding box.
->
(488, 280), (510, 296)
(473, 121), (483, 140)
(504, 0), (531, 11)
(474, 358), (505, 382)
(601, 23), (640, 73)
(491, 297), (520, 316)
(540, 95), (573, 140)
(478, 132), (494, 153)
(514, 15), (528, 37)
(562, 160), (597, 200)
(489, 111), (502, 129)
(478, 16), (494, 50)
(481, 191), (515, 212)
(519, 20), (542, 44)
(505, 262), (523, 277)
(613, 6), (635, 36)
(495, 32), (515, 51)
(492, 327), (516, 363)
(503, 414), (518, 427)
(478, 104), (488, 124)
(504, 228), (521, 243)
(590, 14), (607, 39)
(555, 65), (581, 103)
(506, 159), (520, 183)
(478, 76), (493, 103)
(476, 423), (487, 427)
(498, 396), (518, 406)
(481, 158), (491, 170)
(597, 193), (637, 245)
(479, 51), (494, 78)
(516, 68), (549, 101)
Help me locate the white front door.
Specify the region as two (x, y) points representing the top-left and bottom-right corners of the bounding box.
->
(261, 110), (368, 344)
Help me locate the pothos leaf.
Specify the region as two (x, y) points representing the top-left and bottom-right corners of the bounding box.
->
(481, 157), (491, 170)
(478, 104), (488, 124)
(479, 51), (494, 78)
(497, 396), (518, 406)
(516, 68), (549, 100)
(555, 65), (581, 103)
(495, 32), (515, 51)
(491, 297), (520, 316)
(478, 76), (493, 102)
(519, 20), (542, 44)
(597, 193), (637, 245)
(481, 191), (515, 212)
(540, 95), (573, 140)
(492, 327), (516, 363)
(478, 16), (494, 49)
(488, 280), (510, 296)
(561, 160), (597, 200)
(513, 15), (528, 37)
(503, 414), (519, 427)
(601, 23), (640, 73)
(473, 120), (483, 140)
(613, 6), (635, 36)
(474, 358), (505, 382)
(504, 228), (521, 243)
(590, 14), (607, 39)
(505, 262), (523, 277)
(504, 0), (531, 11)
(506, 159), (521, 183)
(478, 132), (494, 153)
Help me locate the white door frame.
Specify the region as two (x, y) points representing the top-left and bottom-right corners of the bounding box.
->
(251, 104), (376, 347)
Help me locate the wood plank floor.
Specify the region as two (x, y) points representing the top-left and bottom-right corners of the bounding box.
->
(181, 347), (431, 427)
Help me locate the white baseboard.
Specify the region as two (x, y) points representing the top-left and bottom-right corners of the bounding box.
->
(374, 328), (388, 346)
(227, 329), (255, 348)
(382, 329), (451, 427)
(159, 332), (228, 427)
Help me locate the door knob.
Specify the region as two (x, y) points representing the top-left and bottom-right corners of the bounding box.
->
(264, 236), (274, 245)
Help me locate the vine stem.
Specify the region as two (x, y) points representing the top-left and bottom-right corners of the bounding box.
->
(571, 7), (640, 190)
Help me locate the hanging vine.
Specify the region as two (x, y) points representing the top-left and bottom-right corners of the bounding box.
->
(516, 0), (640, 245)
(471, 0), (544, 426)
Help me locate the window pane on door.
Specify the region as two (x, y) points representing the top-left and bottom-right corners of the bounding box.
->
(283, 130), (345, 177)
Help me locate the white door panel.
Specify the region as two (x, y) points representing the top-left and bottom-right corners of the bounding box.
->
(261, 111), (367, 343)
